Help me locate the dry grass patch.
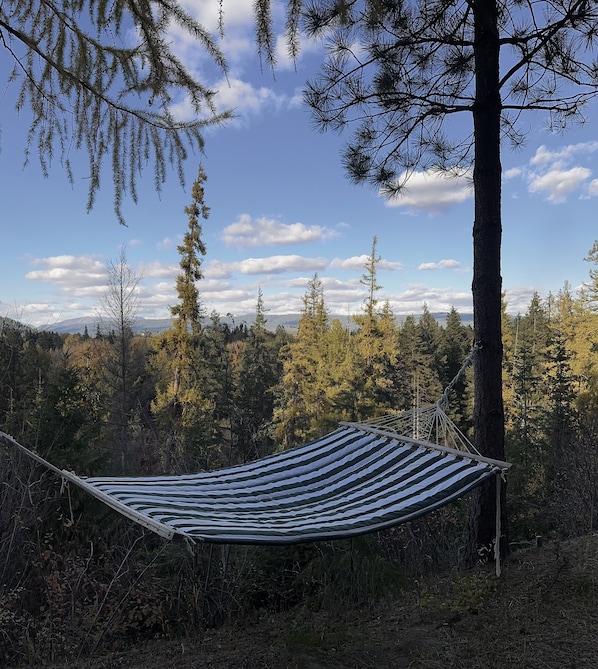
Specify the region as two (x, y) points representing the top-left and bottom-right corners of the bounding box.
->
(413, 534), (598, 668)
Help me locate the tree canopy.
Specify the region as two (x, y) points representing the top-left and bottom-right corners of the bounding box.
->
(301, 0), (598, 193)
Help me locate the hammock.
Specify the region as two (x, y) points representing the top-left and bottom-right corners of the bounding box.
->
(0, 404), (511, 546)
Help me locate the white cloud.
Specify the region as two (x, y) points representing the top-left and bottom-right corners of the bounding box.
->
(329, 255), (369, 270)
(205, 255), (329, 278)
(528, 167), (592, 203)
(418, 259), (461, 271)
(204, 260), (235, 280)
(168, 0), (254, 66)
(238, 255), (328, 274)
(157, 237), (175, 250)
(181, 0), (322, 70)
(285, 274), (361, 290)
(505, 141), (598, 203)
(329, 255), (403, 271)
(383, 170), (473, 215)
(503, 286), (540, 314)
(214, 77), (288, 115)
(138, 261), (178, 280)
(273, 30), (323, 71)
(169, 76), (294, 123)
(181, 0), (255, 34)
(222, 214), (340, 247)
(166, 1), (313, 122)
(530, 141), (598, 166)
(388, 284), (473, 314)
(504, 167), (522, 179)
(25, 255), (108, 292)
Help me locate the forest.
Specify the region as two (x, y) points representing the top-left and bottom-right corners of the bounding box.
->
(2, 224), (598, 665)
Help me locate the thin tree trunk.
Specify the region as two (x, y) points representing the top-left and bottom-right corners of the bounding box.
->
(471, 0), (508, 560)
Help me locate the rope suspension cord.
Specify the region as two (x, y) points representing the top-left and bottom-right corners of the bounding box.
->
(436, 347), (475, 413)
(495, 473), (503, 578)
(437, 346), (506, 577)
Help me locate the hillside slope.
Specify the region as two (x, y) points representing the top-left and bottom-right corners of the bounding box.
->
(12, 534), (598, 669)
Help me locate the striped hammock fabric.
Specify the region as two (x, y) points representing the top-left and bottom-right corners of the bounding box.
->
(47, 419), (510, 544)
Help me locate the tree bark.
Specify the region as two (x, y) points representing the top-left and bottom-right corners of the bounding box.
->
(471, 0), (507, 560)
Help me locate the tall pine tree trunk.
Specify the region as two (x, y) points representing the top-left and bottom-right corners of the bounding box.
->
(471, 0), (507, 560)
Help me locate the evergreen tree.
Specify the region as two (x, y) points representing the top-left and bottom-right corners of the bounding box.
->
(544, 330), (578, 444)
(234, 290), (280, 460)
(360, 236), (382, 320)
(546, 328), (597, 537)
(505, 297), (551, 469)
(169, 164), (209, 408)
(416, 305), (444, 397)
(350, 300), (405, 420)
(274, 274), (332, 448)
(583, 240), (598, 309)
(151, 166), (215, 471)
(171, 166), (209, 337)
(36, 348), (104, 472)
(4, 0), (231, 223)
(395, 308), (444, 412)
(346, 239), (406, 418)
(324, 317), (357, 420)
(397, 315), (422, 413)
(0, 326), (50, 441)
(549, 283), (594, 403)
(299, 0), (598, 559)
(509, 340), (543, 468)
(439, 307), (473, 429)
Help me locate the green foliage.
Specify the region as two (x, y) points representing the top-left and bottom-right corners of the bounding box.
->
(501, 286), (598, 544)
(171, 166), (209, 336)
(233, 290), (281, 460)
(149, 168), (228, 472)
(274, 273), (336, 447)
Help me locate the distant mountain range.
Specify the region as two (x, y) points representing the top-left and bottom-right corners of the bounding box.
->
(37, 312), (473, 335)
(38, 314), (302, 335)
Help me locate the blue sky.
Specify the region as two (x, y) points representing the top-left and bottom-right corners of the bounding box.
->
(2, 2), (598, 329)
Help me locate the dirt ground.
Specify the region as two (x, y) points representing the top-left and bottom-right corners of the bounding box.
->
(32, 606), (446, 669)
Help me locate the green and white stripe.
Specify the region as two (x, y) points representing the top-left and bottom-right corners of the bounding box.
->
(60, 422), (510, 544)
